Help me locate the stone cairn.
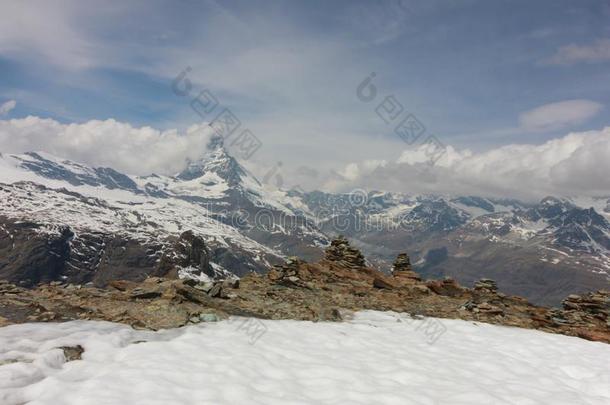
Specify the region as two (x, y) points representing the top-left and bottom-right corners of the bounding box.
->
(324, 236), (366, 269)
(268, 256), (308, 287)
(562, 291), (609, 322)
(459, 278), (504, 316)
(271, 256), (305, 285)
(391, 253), (421, 283)
(473, 278), (498, 293)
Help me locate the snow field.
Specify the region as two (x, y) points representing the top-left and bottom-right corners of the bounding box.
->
(1, 311), (609, 405)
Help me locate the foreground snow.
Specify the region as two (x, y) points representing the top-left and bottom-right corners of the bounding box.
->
(1, 312), (609, 405)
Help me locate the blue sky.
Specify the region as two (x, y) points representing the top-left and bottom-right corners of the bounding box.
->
(1, 0), (610, 193)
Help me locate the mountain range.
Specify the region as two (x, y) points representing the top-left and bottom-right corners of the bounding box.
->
(0, 137), (608, 305)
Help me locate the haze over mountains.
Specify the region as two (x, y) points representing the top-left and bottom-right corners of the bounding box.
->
(0, 137), (608, 306)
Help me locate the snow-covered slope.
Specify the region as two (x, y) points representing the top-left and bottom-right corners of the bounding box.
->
(1, 311), (609, 405)
(0, 143), (326, 282)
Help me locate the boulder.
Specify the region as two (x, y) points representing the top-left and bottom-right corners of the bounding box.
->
(59, 345), (84, 362)
(426, 278), (465, 297)
(208, 283), (228, 299)
(373, 276), (399, 290)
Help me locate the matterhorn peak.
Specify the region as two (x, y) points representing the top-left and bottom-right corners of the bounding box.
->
(207, 133), (225, 150)
(176, 134), (248, 186)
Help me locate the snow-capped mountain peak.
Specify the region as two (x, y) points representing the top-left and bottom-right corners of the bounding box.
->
(176, 135), (253, 188)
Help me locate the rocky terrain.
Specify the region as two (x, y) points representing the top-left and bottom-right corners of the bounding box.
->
(1, 237), (608, 344)
(296, 191), (610, 306)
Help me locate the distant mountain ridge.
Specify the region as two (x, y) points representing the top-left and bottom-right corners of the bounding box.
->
(0, 145), (608, 305)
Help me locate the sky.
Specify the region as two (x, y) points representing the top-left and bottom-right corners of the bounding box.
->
(0, 0), (609, 199)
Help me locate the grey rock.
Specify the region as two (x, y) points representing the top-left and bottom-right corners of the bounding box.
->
(59, 345), (84, 361)
(199, 313), (220, 322)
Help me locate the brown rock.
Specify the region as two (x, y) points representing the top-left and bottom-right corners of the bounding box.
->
(426, 278), (465, 297)
(476, 302), (504, 315)
(267, 269), (281, 281)
(130, 287), (163, 300)
(577, 329), (610, 343)
(393, 271), (422, 284)
(0, 316), (10, 327)
(109, 280), (136, 291)
(373, 276), (399, 290)
(412, 285), (430, 294)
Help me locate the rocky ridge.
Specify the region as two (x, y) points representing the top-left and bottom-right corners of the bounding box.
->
(0, 237), (608, 343)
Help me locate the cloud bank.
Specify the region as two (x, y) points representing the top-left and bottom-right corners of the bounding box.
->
(325, 127), (610, 200)
(0, 116), (609, 200)
(0, 116), (214, 176)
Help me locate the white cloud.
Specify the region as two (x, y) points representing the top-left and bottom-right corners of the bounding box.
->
(0, 116), (215, 176)
(0, 1), (100, 70)
(325, 127), (610, 200)
(546, 38), (610, 65)
(0, 100), (16, 115)
(518, 100), (603, 132)
(2, 116), (609, 200)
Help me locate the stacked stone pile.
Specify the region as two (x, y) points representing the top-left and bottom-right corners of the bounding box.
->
(268, 256), (309, 287)
(562, 291), (609, 322)
(473, 278), (498, 293)
(391, 253), (421, 283)
(324, 236), (366, 269)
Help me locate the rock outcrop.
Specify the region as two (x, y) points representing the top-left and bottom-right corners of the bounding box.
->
(0, 216), (222, 288)
(1, 237), (608, 344)
(0, 217), (166, 287)
(159, 230), (215, 279)
(426, 277), (465, 297)
(0, 221), (73, 287)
